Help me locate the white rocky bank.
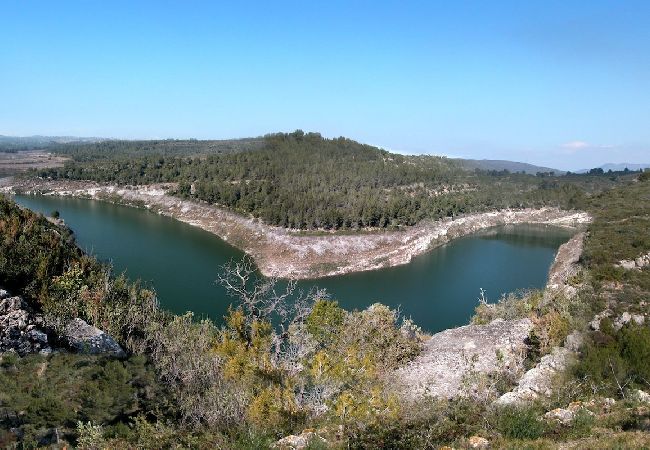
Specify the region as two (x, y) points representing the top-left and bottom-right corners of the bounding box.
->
(2, 179), (590, 279)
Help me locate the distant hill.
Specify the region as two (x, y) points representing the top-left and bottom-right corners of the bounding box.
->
(0, 135), (266, 157)
(48, 137), (267, 161)
(453, 158), (565, 175)
(576, 163), (650, 173)
(0, 135), (108, 151)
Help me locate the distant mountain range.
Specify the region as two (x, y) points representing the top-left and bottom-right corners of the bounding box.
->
(453, 158), (565, 175)
(575, 163), (650, 173)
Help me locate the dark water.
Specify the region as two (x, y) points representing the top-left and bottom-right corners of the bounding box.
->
(14, 195), (573, 332)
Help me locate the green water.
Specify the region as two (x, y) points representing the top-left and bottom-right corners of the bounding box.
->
(14, 195), (574, 332)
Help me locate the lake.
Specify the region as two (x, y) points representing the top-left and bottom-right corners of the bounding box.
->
(14, 194), (574, 332)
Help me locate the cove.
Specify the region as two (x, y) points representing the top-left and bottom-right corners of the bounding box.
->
(14, 195), (574, 333)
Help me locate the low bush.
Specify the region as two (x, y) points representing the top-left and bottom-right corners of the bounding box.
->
(492, 405), (547, 440)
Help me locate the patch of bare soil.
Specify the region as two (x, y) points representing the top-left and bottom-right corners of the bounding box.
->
(0, 150), (68, 175)
(2, 178), (591, 280)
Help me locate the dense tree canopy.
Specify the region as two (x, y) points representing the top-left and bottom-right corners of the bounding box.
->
(38, 131), (621, 230)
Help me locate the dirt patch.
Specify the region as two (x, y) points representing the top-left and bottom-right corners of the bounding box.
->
(0, 150), (68, 175)
(3, 179), (591, 280)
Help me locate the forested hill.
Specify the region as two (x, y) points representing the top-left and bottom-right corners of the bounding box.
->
(48, 136), (266, 161)
(39, 131), (613, 230)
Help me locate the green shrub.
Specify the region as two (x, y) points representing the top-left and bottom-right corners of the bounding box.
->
(306, 299), (345, 346)
(493, 406), (547, 440)
(619, 325), (650, 382)
(573, 324), (650, 397)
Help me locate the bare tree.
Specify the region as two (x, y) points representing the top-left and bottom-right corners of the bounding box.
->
(217, 257), (326, 362)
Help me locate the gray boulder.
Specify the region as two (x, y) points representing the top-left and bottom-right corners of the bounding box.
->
(394, 318), (532, 399)
(0, 294), (52, 356)
(63, 318), (126, 358)
(496, 346), (575, 405)
(544, 402), (593, 425)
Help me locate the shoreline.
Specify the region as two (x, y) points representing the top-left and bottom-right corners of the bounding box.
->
(1, 178), (591, 279)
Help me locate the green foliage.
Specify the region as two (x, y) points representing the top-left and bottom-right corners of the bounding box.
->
(36, 131), (620, 230)
(493, 405), (547, 440)
(0, 193), (81, 303)
(49, 137), (265, 161)
(76, 421), (105, 449)
(344, 397), (486, 449)
(574, 324), (650, 397)
(0, 353), (169, 443)
(619, 325), (650, 381)
(306, 299), (345, 345)
(583, 180), (650, 273)
(4, 170), (650, 447)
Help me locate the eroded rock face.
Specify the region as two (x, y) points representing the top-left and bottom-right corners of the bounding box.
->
(0, 295), (52, 356)
(63, 318), (126, 358)
(544, 232), (585, 303)
(495, 346), (575, 406)
(394, 318), (533, 399)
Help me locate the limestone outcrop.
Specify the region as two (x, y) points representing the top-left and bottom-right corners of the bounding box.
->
(544, 232), (585, 302)
(543, 402), (594, 425)
(272, 431), (326, 450)
(495, 346), (575, 405)
(63, 318), (126, 358)
(0, 287), (125, 358)
(589, 310), (645, 331)
(616, 251), (650, 270)
(394, 318), (533, 399)
(0, 292), (52, 355)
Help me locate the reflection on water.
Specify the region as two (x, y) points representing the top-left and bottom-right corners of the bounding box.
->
(14, 195), (574, 332)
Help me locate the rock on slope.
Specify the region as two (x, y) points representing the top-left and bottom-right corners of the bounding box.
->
(63, 318), (126, 358)
(544, 232), (585, 302)
(0, 288), (125, 358)
(394, 318), (533, 399)
(0, 290), (52, 355)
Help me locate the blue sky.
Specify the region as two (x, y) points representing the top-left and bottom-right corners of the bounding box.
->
(1, 1), (649, 170)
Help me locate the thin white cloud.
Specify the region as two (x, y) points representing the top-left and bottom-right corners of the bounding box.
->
(562, 140), (589, 149)
(560, 141), (617, 155)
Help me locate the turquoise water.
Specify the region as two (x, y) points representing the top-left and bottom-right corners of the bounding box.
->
(14, 195), (573, 332)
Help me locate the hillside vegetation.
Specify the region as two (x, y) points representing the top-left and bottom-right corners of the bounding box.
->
(37, 131), (625, 230)
(1, 173), (650, 447)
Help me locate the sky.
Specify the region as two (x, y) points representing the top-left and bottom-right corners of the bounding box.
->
(1, 1), (649, 171)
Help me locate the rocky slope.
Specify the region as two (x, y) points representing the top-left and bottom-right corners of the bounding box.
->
(2, 179), (590, 279)
(0, 290), (52, 355)
(0, 287), (125, 357)
(395, 232), (589, 401)
(393, 318), (533, 400)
